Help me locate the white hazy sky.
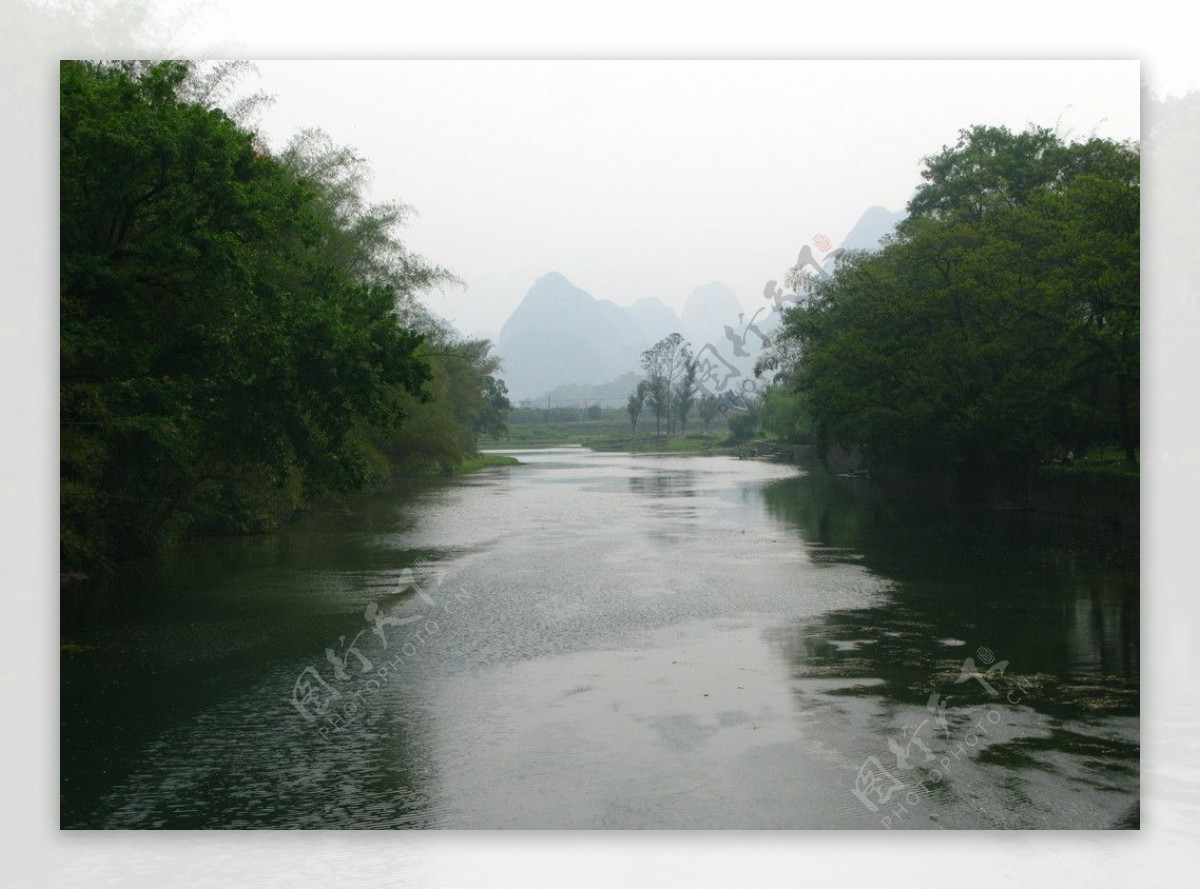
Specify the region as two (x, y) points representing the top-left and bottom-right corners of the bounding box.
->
(246, 60), (1141, 339)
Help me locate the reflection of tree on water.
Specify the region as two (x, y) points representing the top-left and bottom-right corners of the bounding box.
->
(760, 466), (1139, 711)
(761, 465), (1139, 828)
(627, 469), (700, 498)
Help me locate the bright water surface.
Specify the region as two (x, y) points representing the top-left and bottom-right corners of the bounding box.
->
(61, 448), (1138, 829)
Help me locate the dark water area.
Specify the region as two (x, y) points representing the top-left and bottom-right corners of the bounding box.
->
(60, 449), (1138, 829)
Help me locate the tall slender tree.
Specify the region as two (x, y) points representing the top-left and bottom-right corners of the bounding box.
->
(627, 381), (647, 435)
(639, 333), (688, 435)
(676, 354), (697, 434)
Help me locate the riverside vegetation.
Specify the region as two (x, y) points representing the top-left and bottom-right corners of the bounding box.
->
(61, 61), (511, 573)
(756, 125), (1139, 489)
(62, 63), (1140, 573)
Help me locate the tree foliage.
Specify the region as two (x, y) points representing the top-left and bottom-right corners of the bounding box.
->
(697, 393), (719, 432)
(638, 333), (690, 434)
(675, 357), (698, 434)
(760, 385), (811, 443)
(626, 382), (646, 434)
(726, 395), (762, 442)
(60, 61), (506, 570)
(772, 125), (1138, 479)
(380, 330), (511, 474)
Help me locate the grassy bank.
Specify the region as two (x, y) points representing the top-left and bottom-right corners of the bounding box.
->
(584, 433), (728, 453)
(482, 418), (636, 448)
(485, 429), (764, 455)
(456, 453), (522, 472)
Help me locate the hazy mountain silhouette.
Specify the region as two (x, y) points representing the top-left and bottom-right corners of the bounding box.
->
(627, 296), (681, 345)
(492, 208), (904, 400)
(680, 281), (744, 350)
(495, 274), (764, 400)
(841, 205), (906, 251)
(495, 272), (647, 401)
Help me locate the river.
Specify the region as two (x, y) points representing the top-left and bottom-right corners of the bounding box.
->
(60, 447), (1139, 829)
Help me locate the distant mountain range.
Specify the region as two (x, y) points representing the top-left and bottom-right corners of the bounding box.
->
(494, 272), (646, 401)
(627, 297), (678, 345)
(841, 205), (906, 251)
(495, 275), (750, 401)
(493, 206), (904, 401)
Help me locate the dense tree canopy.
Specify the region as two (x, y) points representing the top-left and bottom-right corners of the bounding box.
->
(766, 125), (1138, 480)
(61, 61), (508, 570)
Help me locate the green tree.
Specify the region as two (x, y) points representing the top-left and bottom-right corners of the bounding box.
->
(698, 393), (719, 432)
(477, 375), (512, 439)
(381, 332), (511, 473)
(60, 61), (447, 568)
(760, 385), (810, 443)
(727, 395), (762, 442)
(775, 124), (1138, 480)
(639, 333), (688, 434)
(676, 354), (697, 433)
(627, 381), (647, 434)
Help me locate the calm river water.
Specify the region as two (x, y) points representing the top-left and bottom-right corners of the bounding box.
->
(61, 448), (1138, 829)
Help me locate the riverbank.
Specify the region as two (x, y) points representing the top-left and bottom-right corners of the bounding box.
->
(455, 453), (522, 472)
(61, 451), (524, 581)
(485, 429), (787, 457)
(801, 442), (1139, 529)
(542, 434), (1139, 529)
(584, 433), (730, 454)
(60, 446), (1139, 830)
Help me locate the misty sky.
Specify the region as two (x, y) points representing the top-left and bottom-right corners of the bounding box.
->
(246, 62), (1137, 339)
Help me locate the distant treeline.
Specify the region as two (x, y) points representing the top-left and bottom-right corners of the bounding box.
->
(757, 125), (1139, 482)
(508, 405), (615, 424)
(61, 61), (509, 572)
(623, 333), (726, 436)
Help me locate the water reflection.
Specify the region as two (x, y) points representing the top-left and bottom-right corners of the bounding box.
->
(627, 469), (701, 497)
(758, 466), (1139, 828)
(762, 469), (1139, 688)
(60, 451), (1138, 829)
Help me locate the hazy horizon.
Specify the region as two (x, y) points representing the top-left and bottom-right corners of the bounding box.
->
(245, 60), (1141, 340)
